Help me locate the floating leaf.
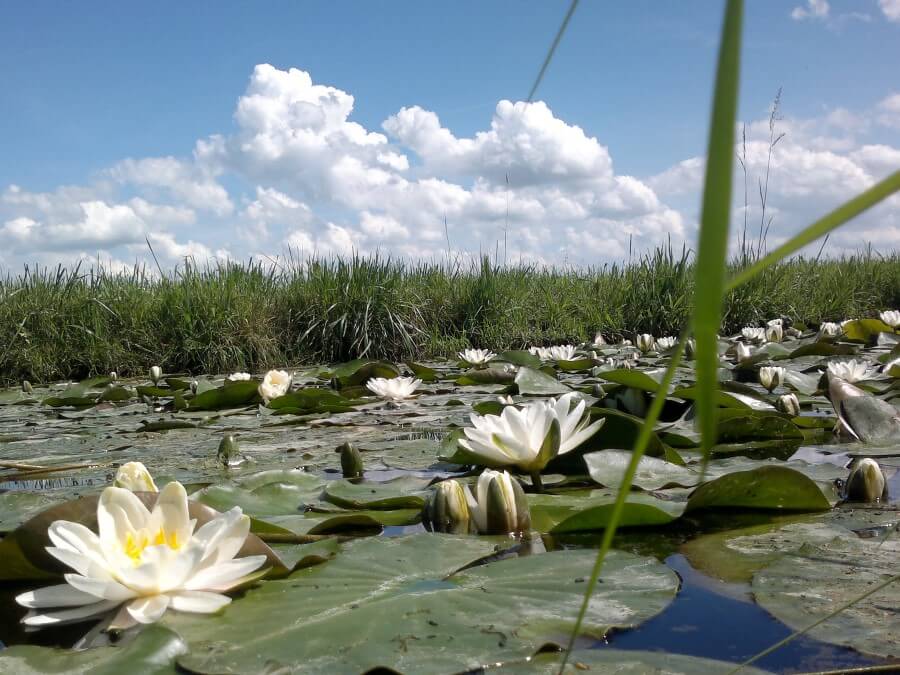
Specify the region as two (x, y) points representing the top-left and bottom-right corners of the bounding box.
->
(686, 466), (832, 512)
(514, 367), (571, 395)
(584, 450), (698, 490)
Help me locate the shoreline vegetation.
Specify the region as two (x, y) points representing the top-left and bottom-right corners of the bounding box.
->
(1, 245), (898, 383)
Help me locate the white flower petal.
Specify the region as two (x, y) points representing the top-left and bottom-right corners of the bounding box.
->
(185, 555), (267, 591)
(169, 590), (232, 614)
(16, 583), (100, 609)
(126, 594), (171, 624)
(98, 486), (151, 552)
(63, 573), (136, 603)
(22, 599), (122, 627)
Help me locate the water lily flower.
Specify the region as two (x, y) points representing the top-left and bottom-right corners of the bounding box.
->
(766, 318), (783, 327)
(227, 372), (252, 382)
(423, 479), (471, 535)
(845, 458), (886, 503)
(592, 332), (606, 347)
(765, 323), (784, 343)
(109, 371), (118, 382)
(636, 334), (656, 353)
(880, 310), (900, 328)
(258, 369), (291, 403)
(741, 327), (766, 343)
(734, 342), (753, 362)
(16, 482), (266, 629)
(458, 392), (604, 479)
(776, 393), (801, 416)
(465, 470), (531, 535)
(337, 442), (364, 479)
(684, 339), (696, 360)
(620, 339), (633, 347)
(113, 462), (158, 493)
(656, 336), (677, 351)
(497, 394), (515, 405)
(365, 376), (421, 401)
(827, 359), (873, 384)
(458, 348), (497, 366)
(21, 380), (32, 394)
(884, 357), (900, 376)
(529, 345), (577, 361)
(818, 322), (841, 338)
(759, 366), (785, 392)
(149, 366), (163, 385)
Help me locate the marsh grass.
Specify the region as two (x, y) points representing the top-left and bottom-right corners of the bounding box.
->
(0, 246), (897, 383)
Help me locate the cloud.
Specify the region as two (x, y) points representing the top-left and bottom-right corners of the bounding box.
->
(880, 0), (900, 22)
(791, 0), (830, 21)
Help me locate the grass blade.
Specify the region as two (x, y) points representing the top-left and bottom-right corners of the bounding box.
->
(527, 0), (580, 103)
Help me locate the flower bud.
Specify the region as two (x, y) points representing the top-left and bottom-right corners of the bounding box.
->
(734, 342), (752, 362)
(337, 442), (364, 479)
(684, 339), (696, 360)
(149, 366), (163, 385)
(776, 392), (801, 416)
(845, 458), (887, 503)
(217, 434), (242, 468)
(190, 379), (199, 394)
(423, 479), (471, 534)
(758, 366), (785, 392)
(765, 323), (784, 343)
(21, 380), (33, 394)
(113, 461), (158, 492)
(591, 383), (606, 398)
(466, 469), (531, 536)
(592, 332), (606, 347)
(636, 334), (655, 353)
(109, 371), (118, 382)
(818, 322), (841, 338)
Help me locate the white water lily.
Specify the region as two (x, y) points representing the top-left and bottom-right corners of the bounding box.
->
(776, 393), (801, 416)
(818, 322), (841, 338)
(766, 318), (783, 327)
(113, 462), (158, 493)
(16, 482), (266, 629)
(884, 357), (900, 376)
(880, 310), (900, 328)
(741, 327), (766, 343)
(759, 366), (785, 392)
(459, 392), (604, 474)
(496, 394), (515, 405)
(365, 376), (421, 400)
(464, 469), (530, 535)
(592, 332), (606, 347)
(458, 349), (496, 365)
(635, 334), (655, 353)
(109, 371), (118, 382)
(227, 372), (252, 382)
(258, 369), (291, 403)
(529, 345), (577, 361)
(656, 336), (677, 351)
(734, 342), (752, 362)
(149, 366), (163, 385)
(846, 458), (886, 503)
(765, 323), (783, 343)
(827, 359), (873, 384)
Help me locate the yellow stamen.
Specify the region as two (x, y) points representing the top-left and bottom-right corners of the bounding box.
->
(123, 528), (180, 562)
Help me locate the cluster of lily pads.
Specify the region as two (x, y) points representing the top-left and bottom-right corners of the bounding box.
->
(0, 311), (897, 672)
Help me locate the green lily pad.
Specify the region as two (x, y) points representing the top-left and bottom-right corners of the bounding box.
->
(322, 476), (430, 510)
(496, 648), (771, 674)
(514, 367), (571, 395)
(188, 380), (260, 411)
(584, 450), (698, 490)
(686, 466), (832, 512)
(168, 534), (679, 674)
(529, 489), (686, 533)
(597, 368), (665, 393)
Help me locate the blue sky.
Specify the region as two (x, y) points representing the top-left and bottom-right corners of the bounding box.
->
(1, 1), (899, 269)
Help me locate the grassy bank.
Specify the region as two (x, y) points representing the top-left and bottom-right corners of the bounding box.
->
(1, 246), (897, 383)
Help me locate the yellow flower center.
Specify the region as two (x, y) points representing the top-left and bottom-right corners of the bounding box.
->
(123, 528), (180, 562)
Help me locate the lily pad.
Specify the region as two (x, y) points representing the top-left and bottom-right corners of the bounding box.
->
(529, 489), (686, 533)
(168, 534), (679, 674)
(514, 367), (571, 395)
(584, 450), (698, 491)
(322, 476), (430, 510)
(686, 466), (833, 512)
(496, 648), (771, 674)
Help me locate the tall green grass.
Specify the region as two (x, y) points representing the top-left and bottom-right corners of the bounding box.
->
(0, 247), (897, 383)
(0, 248), (897, 383)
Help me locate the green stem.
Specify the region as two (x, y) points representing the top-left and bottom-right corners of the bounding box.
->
(530, 471), (544, 493)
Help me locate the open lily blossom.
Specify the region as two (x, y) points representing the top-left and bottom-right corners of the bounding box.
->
(818, 322), (841, 338)
(529, 345), (578, 362)
(827, 359), (874, 384)
(16, 482), (266, 629)
(880, 310), (900, 328)
(458, 349), (497, 365)
(656, 336), (677, 351)
(459, 392), (604, 474)
(113, 462), (158, 493)
(740, 327), (766, 343)
(227, 372), (252, 382)
(366, 376), (421, 400)
(258, 369), (291, 403)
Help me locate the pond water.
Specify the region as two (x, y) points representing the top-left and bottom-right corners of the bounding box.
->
(0, 328), (898, 673)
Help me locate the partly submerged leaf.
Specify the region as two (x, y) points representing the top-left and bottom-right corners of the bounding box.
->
(686, 466), (832, 512)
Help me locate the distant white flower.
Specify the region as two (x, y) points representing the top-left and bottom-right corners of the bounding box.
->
(113, 462), (158, 493)
(458, 349), (497, 365)
(776, 393), (801, 416)
(16, 482), (266, 629)
(459, 392), (604, 473)
(149, 366), (163, 385)
(766, 318), (783, 327)
(592, 332), (606, 347)
(465, 470), (530, 535)
(734, 343), (752, 362)
(759, 366), (785, 392)
(765, 323), (783, 343)
(818, 322), (841, 338)
(620, 339), (633, 347)
(840, 318), (857, 329)
(880, 310), (900, 328)
(884, 357), (900, 376)
(846, 458), (886, 503)
(529, 345), (577, 361)
(636, 334), (656, 353)
(827, 359), (874, 383)
(227, 372), (252, 382)
(741, 327), (766, 343)
(496, 395), (515, 405)
(656, 336), (677, 351)
(258, 369), (291, 403)
(366, 376), (421, 400)
(109, 371), (118, 382)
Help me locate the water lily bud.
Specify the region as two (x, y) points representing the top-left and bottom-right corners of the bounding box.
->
(684, 339), (696, 360)
(337, 442), (364, 478)
(21, 380), (32, 394)
(766, 318), (783, 328)
(423, 479), (471, 534)
(496, 394), (515, 405)
(190, 379), (198, 394)
(636, 334), (655, 353)
(620, 339), (633, 347)
(149, 366), (163, 385)
(217, 434), (241, 467)
(109, 371), (118, 382)
(776, 393), (801, 416)
(741, 327), (766, 344)
(592, 332), (606, 347)
(466, 470), (531, 535)
(735, 342), (752, 362)
(765, 323), (783, 343)
(592, 383), (606, 398)
(758, 366), (785, 392)
(113, 461), (158, 492)
(845, 458), (887, 503)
